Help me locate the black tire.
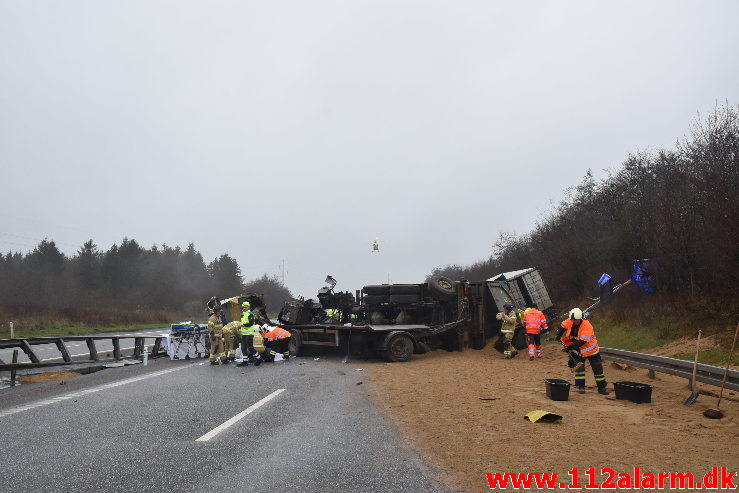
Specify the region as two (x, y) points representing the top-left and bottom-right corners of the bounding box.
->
(288, 330), (302, 356)
(383, 334), (414, 362)
(389, 284), (422, 295)
(442, 330), (459, 352)
(364, 294), (389, 305)
(388, 294), (421, 304)
(394, 310), (413, 325)
(427, 276), (456, 301)
(370, 311), (388, 324)
(363, 285), (390, 295)
(471, 330), (486, 350)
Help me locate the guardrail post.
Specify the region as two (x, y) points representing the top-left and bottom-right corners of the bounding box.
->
(10, 350), (18, 386)
(151, 337), (162, 357)
(20, 340), (41, 363)
(648, 369), (656, 379)
(55, 339), (72, 363)
(112, 338), (121, 360)
(134, 338), (143, 358)
(9, 321), (13, 339)
(86, 338), (99, 361)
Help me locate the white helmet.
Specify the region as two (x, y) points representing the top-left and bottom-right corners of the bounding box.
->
(569, 308), (583, 320)
(259, 324), (270, 333)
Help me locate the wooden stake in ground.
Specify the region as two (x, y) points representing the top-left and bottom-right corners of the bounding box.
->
(684, 330), (702, 406)
(703, 323), (739, 419)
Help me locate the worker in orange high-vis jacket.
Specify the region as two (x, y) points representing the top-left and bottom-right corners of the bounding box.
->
(259, 324), (292, 362)
(522, 304), (549, 360)
(557, 307), (609, 395)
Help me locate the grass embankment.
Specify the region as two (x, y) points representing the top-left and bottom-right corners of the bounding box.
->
(5, 323), (172, 339)
(595, 320), (677, 352)
(671, 347), (737, 367)
(593, 318), (736, 366)
(0, 302), (200, 339)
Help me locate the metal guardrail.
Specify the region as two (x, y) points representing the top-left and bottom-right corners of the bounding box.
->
(601, 347), (739, 392)
(0, 336), (167, 371)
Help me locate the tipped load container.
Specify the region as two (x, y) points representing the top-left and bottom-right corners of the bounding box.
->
(613, 381), (652, 403)
(544, 378), (571, 401)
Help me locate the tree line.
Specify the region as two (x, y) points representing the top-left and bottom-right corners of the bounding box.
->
(0, 238), (293, 320)
(431, 103), (738, 315)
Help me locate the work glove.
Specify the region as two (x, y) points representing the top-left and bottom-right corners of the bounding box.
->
(567, 359), (575, 368)
(562, 347), (571, 353)
(209, 331), (215, 338)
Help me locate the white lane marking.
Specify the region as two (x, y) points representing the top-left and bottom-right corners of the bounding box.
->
(0, 366), (189, 418)
(195, 389), (286, 442)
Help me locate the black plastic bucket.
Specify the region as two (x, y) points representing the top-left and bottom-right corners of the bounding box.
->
(545, 378), (571, 401)
(614, 381), (653, 403)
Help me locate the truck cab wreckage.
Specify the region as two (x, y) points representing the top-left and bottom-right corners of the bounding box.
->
(276, 269), (554, 362)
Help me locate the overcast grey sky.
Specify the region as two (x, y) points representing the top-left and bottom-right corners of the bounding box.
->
(1, 1), (737, 298)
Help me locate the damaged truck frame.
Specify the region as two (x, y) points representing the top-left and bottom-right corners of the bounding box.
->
(276, 268), (554, 362)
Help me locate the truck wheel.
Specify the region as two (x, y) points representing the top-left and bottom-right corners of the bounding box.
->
(384, 334), (414, 362)
(364, 294), (389, 305)
(394, 310), (413, 324)
(388, 294), (421, 304)
(427, 276), (456, 301)
(471, 330), (486, 350)
(363, 285), (390, 295)
(288, 330), (302, 356)
(370, 311), (388, 324)
(389, 284), (422, 295)
(441, 330), (458, 351)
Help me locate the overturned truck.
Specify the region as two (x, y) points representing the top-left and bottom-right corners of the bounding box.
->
(276, 268), (554, 362)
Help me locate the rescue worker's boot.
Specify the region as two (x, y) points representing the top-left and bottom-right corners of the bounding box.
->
(210, 360), (218, 366)
(575, 369), (586, 394)
(598, 387), (610, 395)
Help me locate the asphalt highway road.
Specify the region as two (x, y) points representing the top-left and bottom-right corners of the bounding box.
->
(0, 355), (453, 493)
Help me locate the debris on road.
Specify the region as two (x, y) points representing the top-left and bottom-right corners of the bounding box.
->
(524, 410), (563, 423)
(612, 362), (635, 371)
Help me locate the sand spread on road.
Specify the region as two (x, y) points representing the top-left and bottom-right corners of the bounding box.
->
(368, 343), (739, 492)
(17, 371), (82, 384)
